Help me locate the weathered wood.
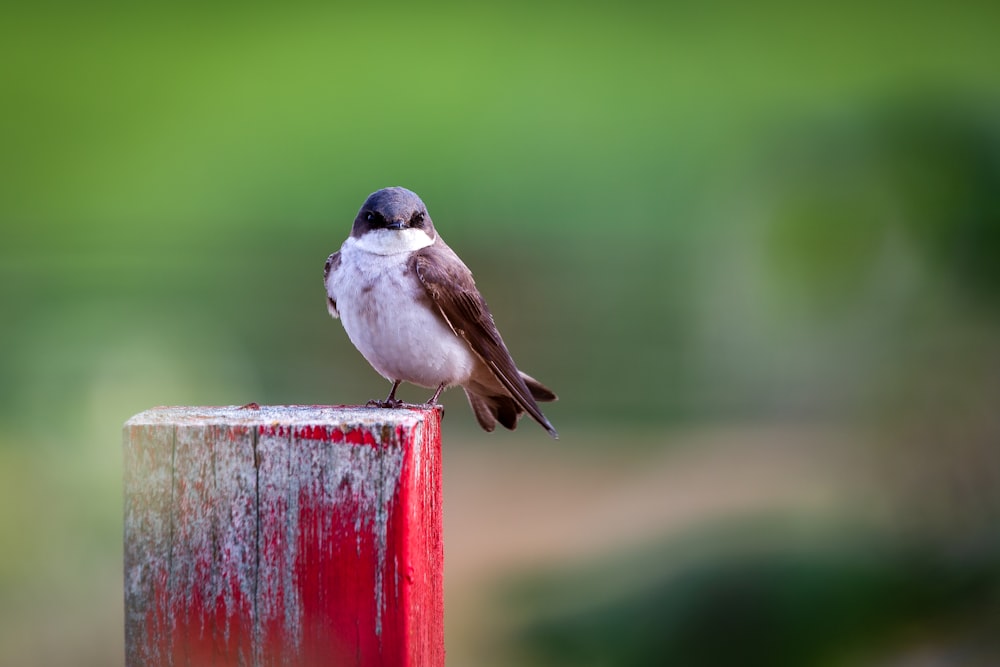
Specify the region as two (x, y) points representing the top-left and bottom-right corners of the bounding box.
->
(123, 405), (443, 667)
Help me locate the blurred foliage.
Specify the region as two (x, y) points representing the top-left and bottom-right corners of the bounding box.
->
(504, 526), (1000, 667)
(2, 1), (1000, 429)
(759, 96), (1000, 311)
(2, 1), (1000, 664)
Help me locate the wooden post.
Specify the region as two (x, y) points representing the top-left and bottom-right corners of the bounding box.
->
(123, 405), (444, 667)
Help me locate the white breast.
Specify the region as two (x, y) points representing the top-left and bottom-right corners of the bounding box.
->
(327, 235), (478, 389)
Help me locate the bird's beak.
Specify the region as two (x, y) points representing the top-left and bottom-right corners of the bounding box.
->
(386, 220), (405, 230)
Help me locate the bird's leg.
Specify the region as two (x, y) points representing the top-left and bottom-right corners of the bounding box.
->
(367, 380), (404, 408)
(385, 380), (401, 404)
(421, 383), (447, 418)
(425, 382), (447, 406)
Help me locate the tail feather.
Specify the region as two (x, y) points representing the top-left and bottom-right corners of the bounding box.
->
(464, 377), (558, 438)
(465, 389), (521, 432)
(493, 395), (520, 430)
(520, 371), (557, 402)
(465, 391), (497, 432)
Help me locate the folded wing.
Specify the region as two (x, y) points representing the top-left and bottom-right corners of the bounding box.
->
(411, 241), (557, 437)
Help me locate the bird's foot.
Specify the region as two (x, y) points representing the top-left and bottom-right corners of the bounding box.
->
(367, 380), (404, 408)
(366, 398), (405, 409)
(420, 383), (447, 417)
(425, 383), (447, 406)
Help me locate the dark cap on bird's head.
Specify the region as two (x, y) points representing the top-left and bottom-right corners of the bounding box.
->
(352, 186), (436, 238)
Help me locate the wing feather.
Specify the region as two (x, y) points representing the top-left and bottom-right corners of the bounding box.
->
(411, 241), (556, 436)
(324, 252), (341, 318)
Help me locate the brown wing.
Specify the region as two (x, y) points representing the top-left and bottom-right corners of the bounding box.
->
(411, 241), (557, 436)
(324, 252), (341, 317)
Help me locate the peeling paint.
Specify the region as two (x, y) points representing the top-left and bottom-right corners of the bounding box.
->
(123, 405), (443, 666)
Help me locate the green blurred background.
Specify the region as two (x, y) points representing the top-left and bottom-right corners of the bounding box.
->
(3, 2), (1000, 665)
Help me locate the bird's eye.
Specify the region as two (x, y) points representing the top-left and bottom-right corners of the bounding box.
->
(366, 212), (374, 222)
(410, 211), (425, 227)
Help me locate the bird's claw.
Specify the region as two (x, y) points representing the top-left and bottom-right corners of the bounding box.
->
(366, 398), (404, 408)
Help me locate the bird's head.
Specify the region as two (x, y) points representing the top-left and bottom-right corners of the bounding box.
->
(351, 187), (437, 252)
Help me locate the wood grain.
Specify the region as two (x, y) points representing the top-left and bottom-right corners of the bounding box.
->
(123, 405), (443, 667)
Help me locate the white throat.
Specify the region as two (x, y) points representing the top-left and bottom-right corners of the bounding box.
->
(354, 228), (434, 255)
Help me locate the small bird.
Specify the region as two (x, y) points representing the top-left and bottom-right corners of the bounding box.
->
(324, 187), (558, 437)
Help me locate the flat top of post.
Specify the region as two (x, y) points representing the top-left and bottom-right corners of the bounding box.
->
(124, 405), (435, 428)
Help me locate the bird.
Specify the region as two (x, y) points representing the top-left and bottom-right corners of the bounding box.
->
(324, 186), (558, 438)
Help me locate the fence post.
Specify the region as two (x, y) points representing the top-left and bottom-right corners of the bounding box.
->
(123, 405), (444, 667)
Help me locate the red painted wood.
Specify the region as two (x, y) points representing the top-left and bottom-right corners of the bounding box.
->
(123, 405), (443, 667)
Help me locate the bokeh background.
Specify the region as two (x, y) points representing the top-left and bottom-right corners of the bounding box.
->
(3, 2), (1000, 665)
